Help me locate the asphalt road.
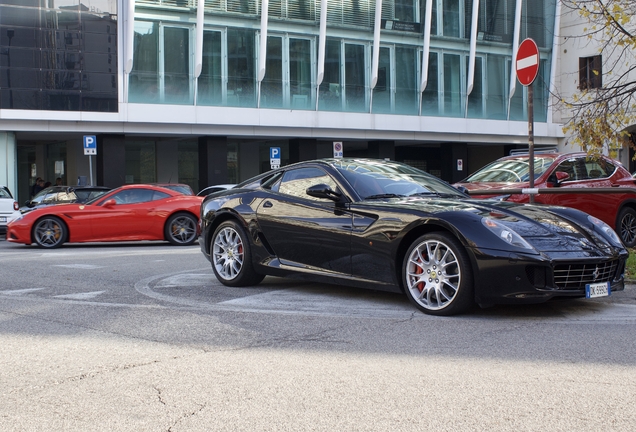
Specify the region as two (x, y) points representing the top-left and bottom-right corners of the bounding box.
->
(1, 238), (636, 431)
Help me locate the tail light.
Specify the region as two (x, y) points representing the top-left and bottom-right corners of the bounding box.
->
(13, 201), (19, 211)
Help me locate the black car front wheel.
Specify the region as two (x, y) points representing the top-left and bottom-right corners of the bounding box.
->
(211, 220), (265, 287)
(618, 207), (636, 248)
(33, 216), (67, 248)
(165, 213), (198, 246)
(403, 232), (474, 316)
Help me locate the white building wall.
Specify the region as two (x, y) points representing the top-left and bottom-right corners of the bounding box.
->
(557, 3), (636, 165)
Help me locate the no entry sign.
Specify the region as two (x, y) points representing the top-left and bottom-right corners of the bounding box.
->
(516, 38), (539, 86)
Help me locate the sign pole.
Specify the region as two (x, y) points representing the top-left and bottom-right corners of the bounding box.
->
(89, 156), (93, 186)
(515, 38), (539, 204)
(527, 83), (534, 203)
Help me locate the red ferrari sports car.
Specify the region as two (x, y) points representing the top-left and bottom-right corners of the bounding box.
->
(6, 184), (203, 248)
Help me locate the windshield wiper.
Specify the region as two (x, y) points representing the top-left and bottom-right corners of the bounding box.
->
(409, 192), (463, 198)
(364, 193), (405, 199)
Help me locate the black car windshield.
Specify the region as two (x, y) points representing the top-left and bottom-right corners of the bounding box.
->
(464, 157), (554, 183)
(333, 159), (466, 200)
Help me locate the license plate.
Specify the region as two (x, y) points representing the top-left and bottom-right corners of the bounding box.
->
(0, 216), (6, 223)
(586, 281), (611, 298)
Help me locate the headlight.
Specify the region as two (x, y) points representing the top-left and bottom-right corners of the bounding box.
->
(482, 217), (534, 250)
(588, 215), (622, 246)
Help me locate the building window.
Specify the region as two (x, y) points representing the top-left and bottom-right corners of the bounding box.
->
(579, 55), (602, 90)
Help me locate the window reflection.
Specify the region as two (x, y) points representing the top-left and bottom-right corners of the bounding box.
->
(0, 1), (117, 111)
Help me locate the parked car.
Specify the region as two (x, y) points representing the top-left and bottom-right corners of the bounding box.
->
(7, 184), (203, 248)
(21, 186), (112, 214)
(198, 158), (627, 316)
(0, 186), (21, 235)
(153, 183), (195, 195)
(454, 152), (636, 248)
(197, 184), (236, 197)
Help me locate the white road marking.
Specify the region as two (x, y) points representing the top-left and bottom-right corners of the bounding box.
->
(220, 289), (414, 317)
(155, 274), (215, 288)
(53, 264), (105, 269)
(53, 291), (106, 300)
(1, 288), (46, 295)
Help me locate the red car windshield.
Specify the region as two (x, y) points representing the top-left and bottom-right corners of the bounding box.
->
(464, 157), (555, 183)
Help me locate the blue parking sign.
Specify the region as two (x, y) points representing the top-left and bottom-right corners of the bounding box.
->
(270, 147), (281, 169)
(83, 135), (97, 155)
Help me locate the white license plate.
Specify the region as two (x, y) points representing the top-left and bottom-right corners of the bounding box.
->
(0, 216), (6, 223)
(586, 281), (611, 298)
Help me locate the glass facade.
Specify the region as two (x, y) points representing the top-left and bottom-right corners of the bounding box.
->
(0, 0), (118, 111)
(127, 0), (555, 122)
(0, 0), (555, 123)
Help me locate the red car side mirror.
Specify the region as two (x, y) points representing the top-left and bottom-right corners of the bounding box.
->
(555, 171), (570, 182)
(103, 199), (117, 207)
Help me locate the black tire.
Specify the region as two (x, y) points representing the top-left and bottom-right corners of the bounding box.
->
(165, 213), (198, 246)
(617, 207), (636, 248)
(210, 220), (265, 287)
(33, 216), (67, 248)
(402, 232), (474, 316)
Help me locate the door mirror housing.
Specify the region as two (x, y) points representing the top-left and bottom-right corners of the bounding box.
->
(548, 171), (570, 187)
(103, 199), (117, 207)
(306, 184), (343, 202)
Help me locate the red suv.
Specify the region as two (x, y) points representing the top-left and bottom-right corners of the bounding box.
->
(454, 152), (636, 247)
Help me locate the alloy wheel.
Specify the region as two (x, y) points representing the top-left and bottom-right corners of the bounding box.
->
(405, 239), (461, 311)
(167, 214), (197, 245)
(212, 226), (244, 281)
(34, 217), (65, 248)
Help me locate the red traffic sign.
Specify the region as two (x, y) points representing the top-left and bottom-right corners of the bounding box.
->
(515, 38), (539, 86)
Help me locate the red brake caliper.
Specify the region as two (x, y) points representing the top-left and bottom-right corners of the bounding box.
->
(415, 257), (424, 293)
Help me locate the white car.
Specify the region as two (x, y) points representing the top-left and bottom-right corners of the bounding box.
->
(1, 186), (21, 236)
(197, 184), (236, 197)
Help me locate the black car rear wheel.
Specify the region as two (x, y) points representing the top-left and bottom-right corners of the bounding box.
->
(33, 216), (67, 248)
(618, 207), (636, 248)
(165, 212), (198, 246)
(211, 220), (264, 286)
(403, 232), (473, 316)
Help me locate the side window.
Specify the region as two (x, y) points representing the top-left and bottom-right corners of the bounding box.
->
(278, 167), (339, 201)
(584, 159), (615, 179)
(554, 160), (581, 181)
(42, 191), (60, 203)
(111, 189), (169, 204)
(56, 191), (76, 202)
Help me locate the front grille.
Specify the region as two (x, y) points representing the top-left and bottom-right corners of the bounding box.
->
(553, 260), (620, 290)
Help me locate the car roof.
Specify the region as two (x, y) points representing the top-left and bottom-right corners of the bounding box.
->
(150, 183), (195, 195)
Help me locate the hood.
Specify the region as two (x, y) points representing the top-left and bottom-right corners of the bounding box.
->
(367, 196), (620, 255)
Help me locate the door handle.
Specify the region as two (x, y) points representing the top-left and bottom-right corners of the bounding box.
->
(263, 201), (273, 208)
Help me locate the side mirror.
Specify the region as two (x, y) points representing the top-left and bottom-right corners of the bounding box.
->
(455, 185), (469, 195)
(103, 199), (117, 207)
(547, 171), (569, 187)
(306, 184), (342, 202)
(24, 200), (32, 207)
